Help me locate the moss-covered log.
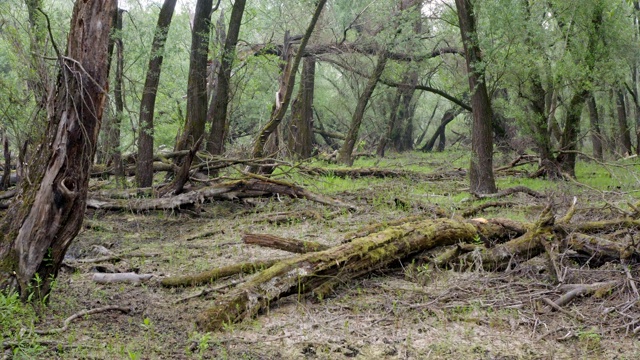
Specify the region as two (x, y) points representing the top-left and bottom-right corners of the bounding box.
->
(243, 234), (330, 253)
(567, 233), (639, 264)
(196, 218), (478, 331)
(161, 260), (279, 287)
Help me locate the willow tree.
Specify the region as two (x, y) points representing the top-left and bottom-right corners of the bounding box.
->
(136, 0), (178, 187)
(455, 0), (497, 194)
(0, 0), (116, 300)
(249, 0), (327, 171)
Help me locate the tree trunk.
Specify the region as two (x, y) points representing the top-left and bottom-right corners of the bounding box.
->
(455, 0), (497, 194)
(174, 0), (214, 154)
(337, 53), (388, 166)
(288, 56), (316, 159)
(1, 129), (9, 190)
(136, 0), (178, 187)
(557, 90), (589, 177)
(0, 0), (115, 300)
(420, 108), (462, 152)
(206, 0), (247, 156)
(249, 0), (327, 172)
(107, 9), (125, 186)
(616, 89), (632, 155)
(587, 95), (603, 161)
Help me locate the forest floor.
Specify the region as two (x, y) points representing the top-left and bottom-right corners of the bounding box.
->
(5, 150), (640, 359)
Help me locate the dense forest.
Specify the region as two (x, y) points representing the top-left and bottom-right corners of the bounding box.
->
(2, 0), (640, 358)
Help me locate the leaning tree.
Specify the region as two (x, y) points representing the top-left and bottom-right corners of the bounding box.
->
(0, 0), (115, 300)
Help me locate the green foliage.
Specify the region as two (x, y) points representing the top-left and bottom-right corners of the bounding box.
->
(0, 291), (44, 358)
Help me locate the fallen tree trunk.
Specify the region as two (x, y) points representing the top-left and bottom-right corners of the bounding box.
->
(243, 233), (330, 253)
(300, 166), (467, 181)
(87, 179), (356, 211)
(195, 218), (479, 331)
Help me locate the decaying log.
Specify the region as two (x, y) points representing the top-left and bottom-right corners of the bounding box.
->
(243, 233), (330, 253)
(455, 207), (554, 271)
(461, 201), (517, 217)
(196, 218), (479, 331)
(472, 186), (545, 199)
(300, 166), (467, 181)
(161, 260), (280, 287)
(163, 201), (638, 332)
(87, 179), (356, 212)
(91, 272), (154, 284)
(567, 233), (638, 263)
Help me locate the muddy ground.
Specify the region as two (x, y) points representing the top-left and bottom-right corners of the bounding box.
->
(7, 153), (640, 359)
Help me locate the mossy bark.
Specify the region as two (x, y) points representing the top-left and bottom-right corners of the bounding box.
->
(196, 218), (478, 331)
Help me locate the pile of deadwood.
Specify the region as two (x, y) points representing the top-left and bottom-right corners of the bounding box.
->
(3, 163), (639, 333)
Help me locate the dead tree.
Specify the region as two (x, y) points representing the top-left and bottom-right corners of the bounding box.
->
(0, 0), (116, 300)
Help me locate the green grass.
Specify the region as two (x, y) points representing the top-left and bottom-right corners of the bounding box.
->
(0, 291), (45, 358)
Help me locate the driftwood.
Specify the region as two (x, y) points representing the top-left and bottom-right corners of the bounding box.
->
(87, 179), (356, 212)
(91, 272), (154, 284)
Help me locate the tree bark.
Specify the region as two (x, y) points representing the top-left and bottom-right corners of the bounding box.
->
(0, 0), (115, 300)
(107, 9), (125, 185)
(248, 0), (327, 172)
(174, 0), (214, 154)
(587, 95), (603, 161)
(557, 90), (589, 177)
(455, 0), (497, 194)
(136, 0), (178, 187)
(337, 53), (388, 166)
(206, 0), (247, 156)
(287, 56), (316, 159)
(616, 89), (632, 155)
(1, 129), (9, 190)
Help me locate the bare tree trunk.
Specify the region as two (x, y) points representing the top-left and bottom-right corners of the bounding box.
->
(288, 57), (316, 159)
(207, 0), (247, 156)
(587, 95), (603, 161)
(1, 129), (9, 190)
(616, 89), (632, 155)
(249, 0), (327, 172)
(0, 0), (115, 300)
(337, 53), (388, 166)
(136, 0), (178, 187)
(420, 108), (463, 152)
(455, 0), (496, 194)
(174, 0), (214, 154)
(108, 9), (125, 185)
(557, 90), (589, 177)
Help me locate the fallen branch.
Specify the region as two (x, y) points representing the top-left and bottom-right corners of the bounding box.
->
(472, 186), (545, 199)
(161, 260), (279, 287)
(91, 273), (154, 284)
(35, 305), (130, 335)
(196, 218), (479, 331)
(243, 233), (330, 253)
(87, 179), (356, 212)
(461, 201), (517, 217)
